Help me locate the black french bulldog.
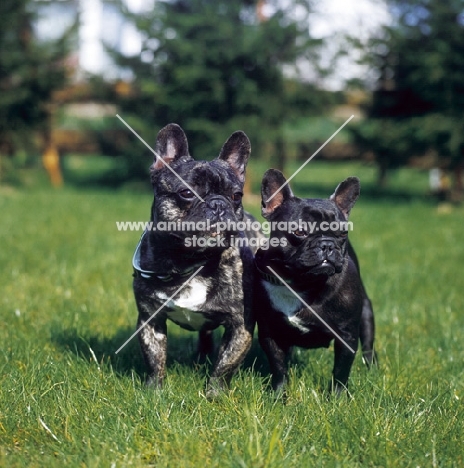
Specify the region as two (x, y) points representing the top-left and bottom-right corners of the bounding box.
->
(254, 169), (376, 395)
(132, 123), (256, 398)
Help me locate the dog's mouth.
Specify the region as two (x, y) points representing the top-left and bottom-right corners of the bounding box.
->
(208, 224), (223, 237)
(287, 254), (342, 277)
(163, 215), (240, 253)
(169, 230), (231, 240)
(167, 223), (234, 238)
(308, 259), (337, 276)
(311, 254), (347, 275)
(292, 240), (345, 276)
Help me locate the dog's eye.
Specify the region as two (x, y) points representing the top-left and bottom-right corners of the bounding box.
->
(292, 229), (308, 238)
(178, 189), (195, 200)
(232, 192), (243, 203)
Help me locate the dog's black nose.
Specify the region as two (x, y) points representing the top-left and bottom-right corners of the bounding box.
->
(207, 197), (227, 216)
(318, 239), (335, 256)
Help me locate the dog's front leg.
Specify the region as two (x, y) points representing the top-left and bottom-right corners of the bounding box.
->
(206, 324), (252, 398)
(330, 337), (358, 395)
(359, 295), (377, 367)
(137, 315), (168, 388)
(259, 334), (289, 394)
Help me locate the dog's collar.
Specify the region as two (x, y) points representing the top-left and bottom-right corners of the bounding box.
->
(254, 260), (293, 286)
(132, 231), (160, 280)
(132, 231), (199, 282)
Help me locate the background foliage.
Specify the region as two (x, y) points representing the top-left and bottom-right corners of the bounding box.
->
(0, 0), (76, 159)
(98, 0), (331, 178)
(1, 0), (464, 194)
(350, 0), (464, 187)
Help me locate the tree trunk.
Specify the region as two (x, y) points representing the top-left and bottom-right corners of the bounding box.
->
(377, 161), (388, 188)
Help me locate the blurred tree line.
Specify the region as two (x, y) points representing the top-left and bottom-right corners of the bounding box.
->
(1, 0), (463, 197)
(0, 0), (76, 184)
(350, 0), (464, 195)
(96, 0), (333, 180)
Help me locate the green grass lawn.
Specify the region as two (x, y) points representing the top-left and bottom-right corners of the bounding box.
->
(1, 160), (463, 467)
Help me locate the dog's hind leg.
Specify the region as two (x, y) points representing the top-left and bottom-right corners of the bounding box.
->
(359, 293), (377, 367)
(349, 241), (377, 367)
(197, 329), (214, 363)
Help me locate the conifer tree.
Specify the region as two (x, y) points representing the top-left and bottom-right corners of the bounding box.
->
(106, 0), (325, 176)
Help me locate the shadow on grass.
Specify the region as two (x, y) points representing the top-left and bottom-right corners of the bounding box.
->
(51, 326), (270, 384)
(51, 325), (365, 396)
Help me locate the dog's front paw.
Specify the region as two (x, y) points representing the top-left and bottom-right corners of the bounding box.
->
(271, 372), (287, 391)
(205, 377), (228, 400)
(145, 374), (164, 389)
(270, 375), (288, 403)
(327, 378), (351, 399)
(362, 349), (379, 368)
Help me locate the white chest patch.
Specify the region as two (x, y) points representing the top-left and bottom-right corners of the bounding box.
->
(155, 279), (209, 330)
(262, 280), (311, 333)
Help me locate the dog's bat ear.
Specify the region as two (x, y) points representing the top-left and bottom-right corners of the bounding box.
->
(151, 123), (189, 172)
(261, 169), (293, 217)
(218, 131), (251, 184)
(330, 176), (360, 218)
